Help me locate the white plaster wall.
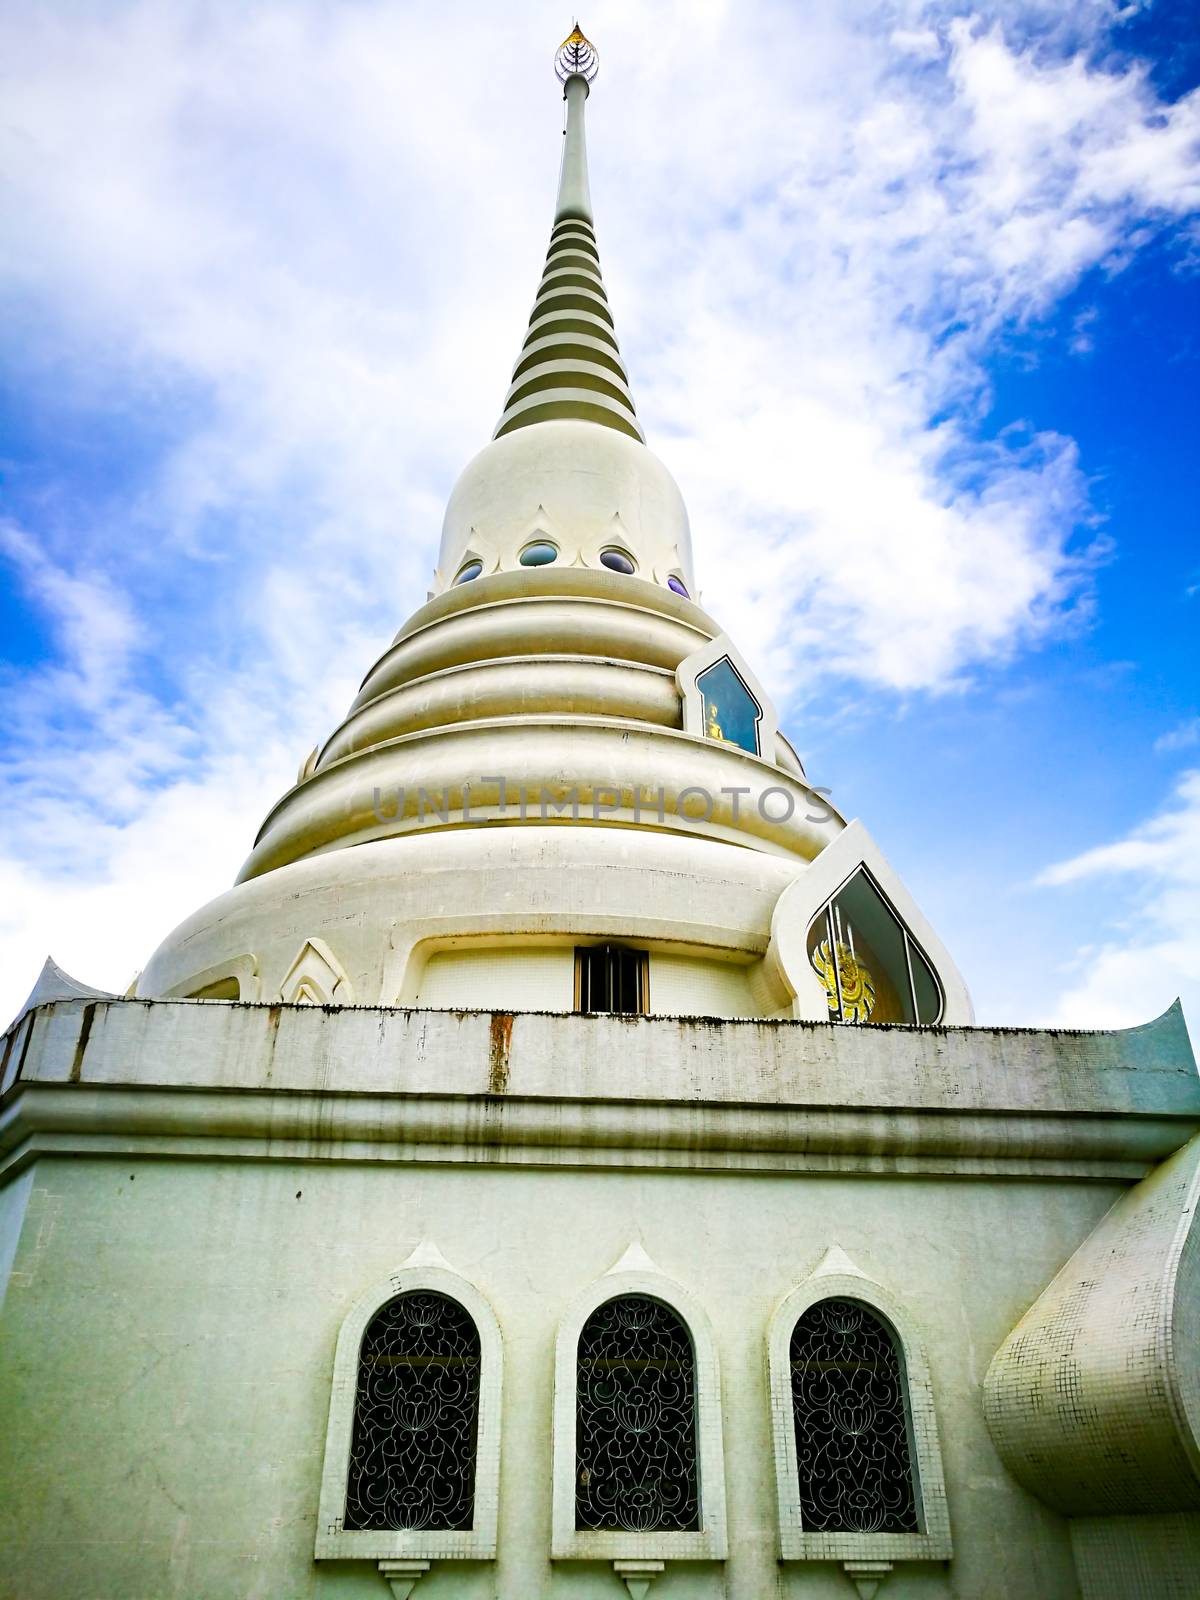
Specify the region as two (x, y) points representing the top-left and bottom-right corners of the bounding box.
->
(0, 1166), (32, 1315)
(138, 827), (799, 1011)
(436, 422), (695, 593)
(415, 947), (574, 1011)
(0, 1154), (1107, 1600)
(648, 954), (758, 1018)
(410, 946), (758, 1019)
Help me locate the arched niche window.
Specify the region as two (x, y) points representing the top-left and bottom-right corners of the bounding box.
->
(575, 1296), (699, 1533)
(316, 1250), (502, 1571)
(696, 656), (762, 756)
(168, 953), (259, 1002)
(188, 976), (241, 1000)
(768, 1253), (951, 1566)
(552, 1249), (727, 1568)
(676, 633), (779, 768)
(344, 1292), (480, 1533)
(790, 1299), (916, 1534)
(807, 866), (942, 1026)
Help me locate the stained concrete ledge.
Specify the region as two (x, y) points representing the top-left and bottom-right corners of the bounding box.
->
(2, 998), (1196, 1182)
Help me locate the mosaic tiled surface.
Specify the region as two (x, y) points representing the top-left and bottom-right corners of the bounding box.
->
(984, 1133), (1200, 1518)
(1071, 1512), (1200, 1600)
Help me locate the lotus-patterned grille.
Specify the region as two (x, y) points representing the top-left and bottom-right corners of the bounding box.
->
(790, 1298), (918, 1533)
(343, 1291), (480, 1531)
(575, 1294), (700, 1532)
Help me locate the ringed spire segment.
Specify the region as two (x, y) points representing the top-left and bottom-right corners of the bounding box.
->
(495, 25), (643, 443)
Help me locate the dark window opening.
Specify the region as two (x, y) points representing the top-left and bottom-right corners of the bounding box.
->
(343, 1291), (481, 1532)
(790, 1297), (919, 1534)
(695, 654), (762, 755)
(806, 866), (943, 1026)
(575, 1295), (700, 1532)
(575, 944), (648, 1014)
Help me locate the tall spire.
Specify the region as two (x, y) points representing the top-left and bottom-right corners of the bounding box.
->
(493, 24), (644, 444)
(554, 26), (594, 226)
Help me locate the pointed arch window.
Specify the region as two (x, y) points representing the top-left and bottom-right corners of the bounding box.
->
(575, 1295), (699, 1533)
(676, 633), (780, 770)
(344, 1291), (481, 1533)
(768, 1258), (951, 1565)
(789, 1299), (917, 1534)
(552, 1255), (727, 1566)
(695, 656), (762, 756)
(316, 1255), (502, 1569)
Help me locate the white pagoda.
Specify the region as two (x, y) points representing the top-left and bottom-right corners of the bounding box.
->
(1, 26), (1197, 1600)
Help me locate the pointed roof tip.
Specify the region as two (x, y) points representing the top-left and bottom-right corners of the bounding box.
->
(6, 955), (116, 1035)
(493, 22), (654, 445)
(555, 22), (599, 87)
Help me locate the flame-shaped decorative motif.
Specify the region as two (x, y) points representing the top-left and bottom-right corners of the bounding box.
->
(575, 1295), (699, 1532)
(811, 937), (877, 1024)
(790, 1298), (918, 1533)
(343, 1292), (481, 1532)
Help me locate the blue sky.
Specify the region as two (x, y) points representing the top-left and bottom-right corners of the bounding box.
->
(1, 0), (1197, 1033)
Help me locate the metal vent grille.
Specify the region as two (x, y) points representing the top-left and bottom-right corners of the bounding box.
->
(790, 1298), (919, 1533)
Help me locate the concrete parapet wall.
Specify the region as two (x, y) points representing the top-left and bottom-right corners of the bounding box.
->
(3, 998), (1197, 1182)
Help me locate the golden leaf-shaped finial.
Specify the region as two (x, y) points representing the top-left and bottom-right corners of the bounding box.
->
(555, 21), (599, 83)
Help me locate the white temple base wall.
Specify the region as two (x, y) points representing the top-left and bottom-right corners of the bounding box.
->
(1, 1152), (1096, 1600)
(2, 998), (1196, 1599)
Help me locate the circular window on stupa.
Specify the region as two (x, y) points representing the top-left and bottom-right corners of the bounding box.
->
(519, 541), (558, 567)
(667, 574), (689, 597)
(600, 548), (636, 575)
(453, 559), (483, 584)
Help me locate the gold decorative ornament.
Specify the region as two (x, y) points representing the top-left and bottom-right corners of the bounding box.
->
(555, 22), (599, 84)
(811, 938), (877, 1024)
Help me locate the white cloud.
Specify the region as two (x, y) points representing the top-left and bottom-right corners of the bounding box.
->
(890, 26), (943, 61)
(0, 517), (376, 1018)
(0, 1), (1197, 1019)
(1036, 770), (1200, 1032)
(1155, 717), (1200, 754)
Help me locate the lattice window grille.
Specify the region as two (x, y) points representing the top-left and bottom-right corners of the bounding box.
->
(343, 1291), (482, 1532)
(789, 1297), (919, 1534)
(575, 1294), (700, 1533)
